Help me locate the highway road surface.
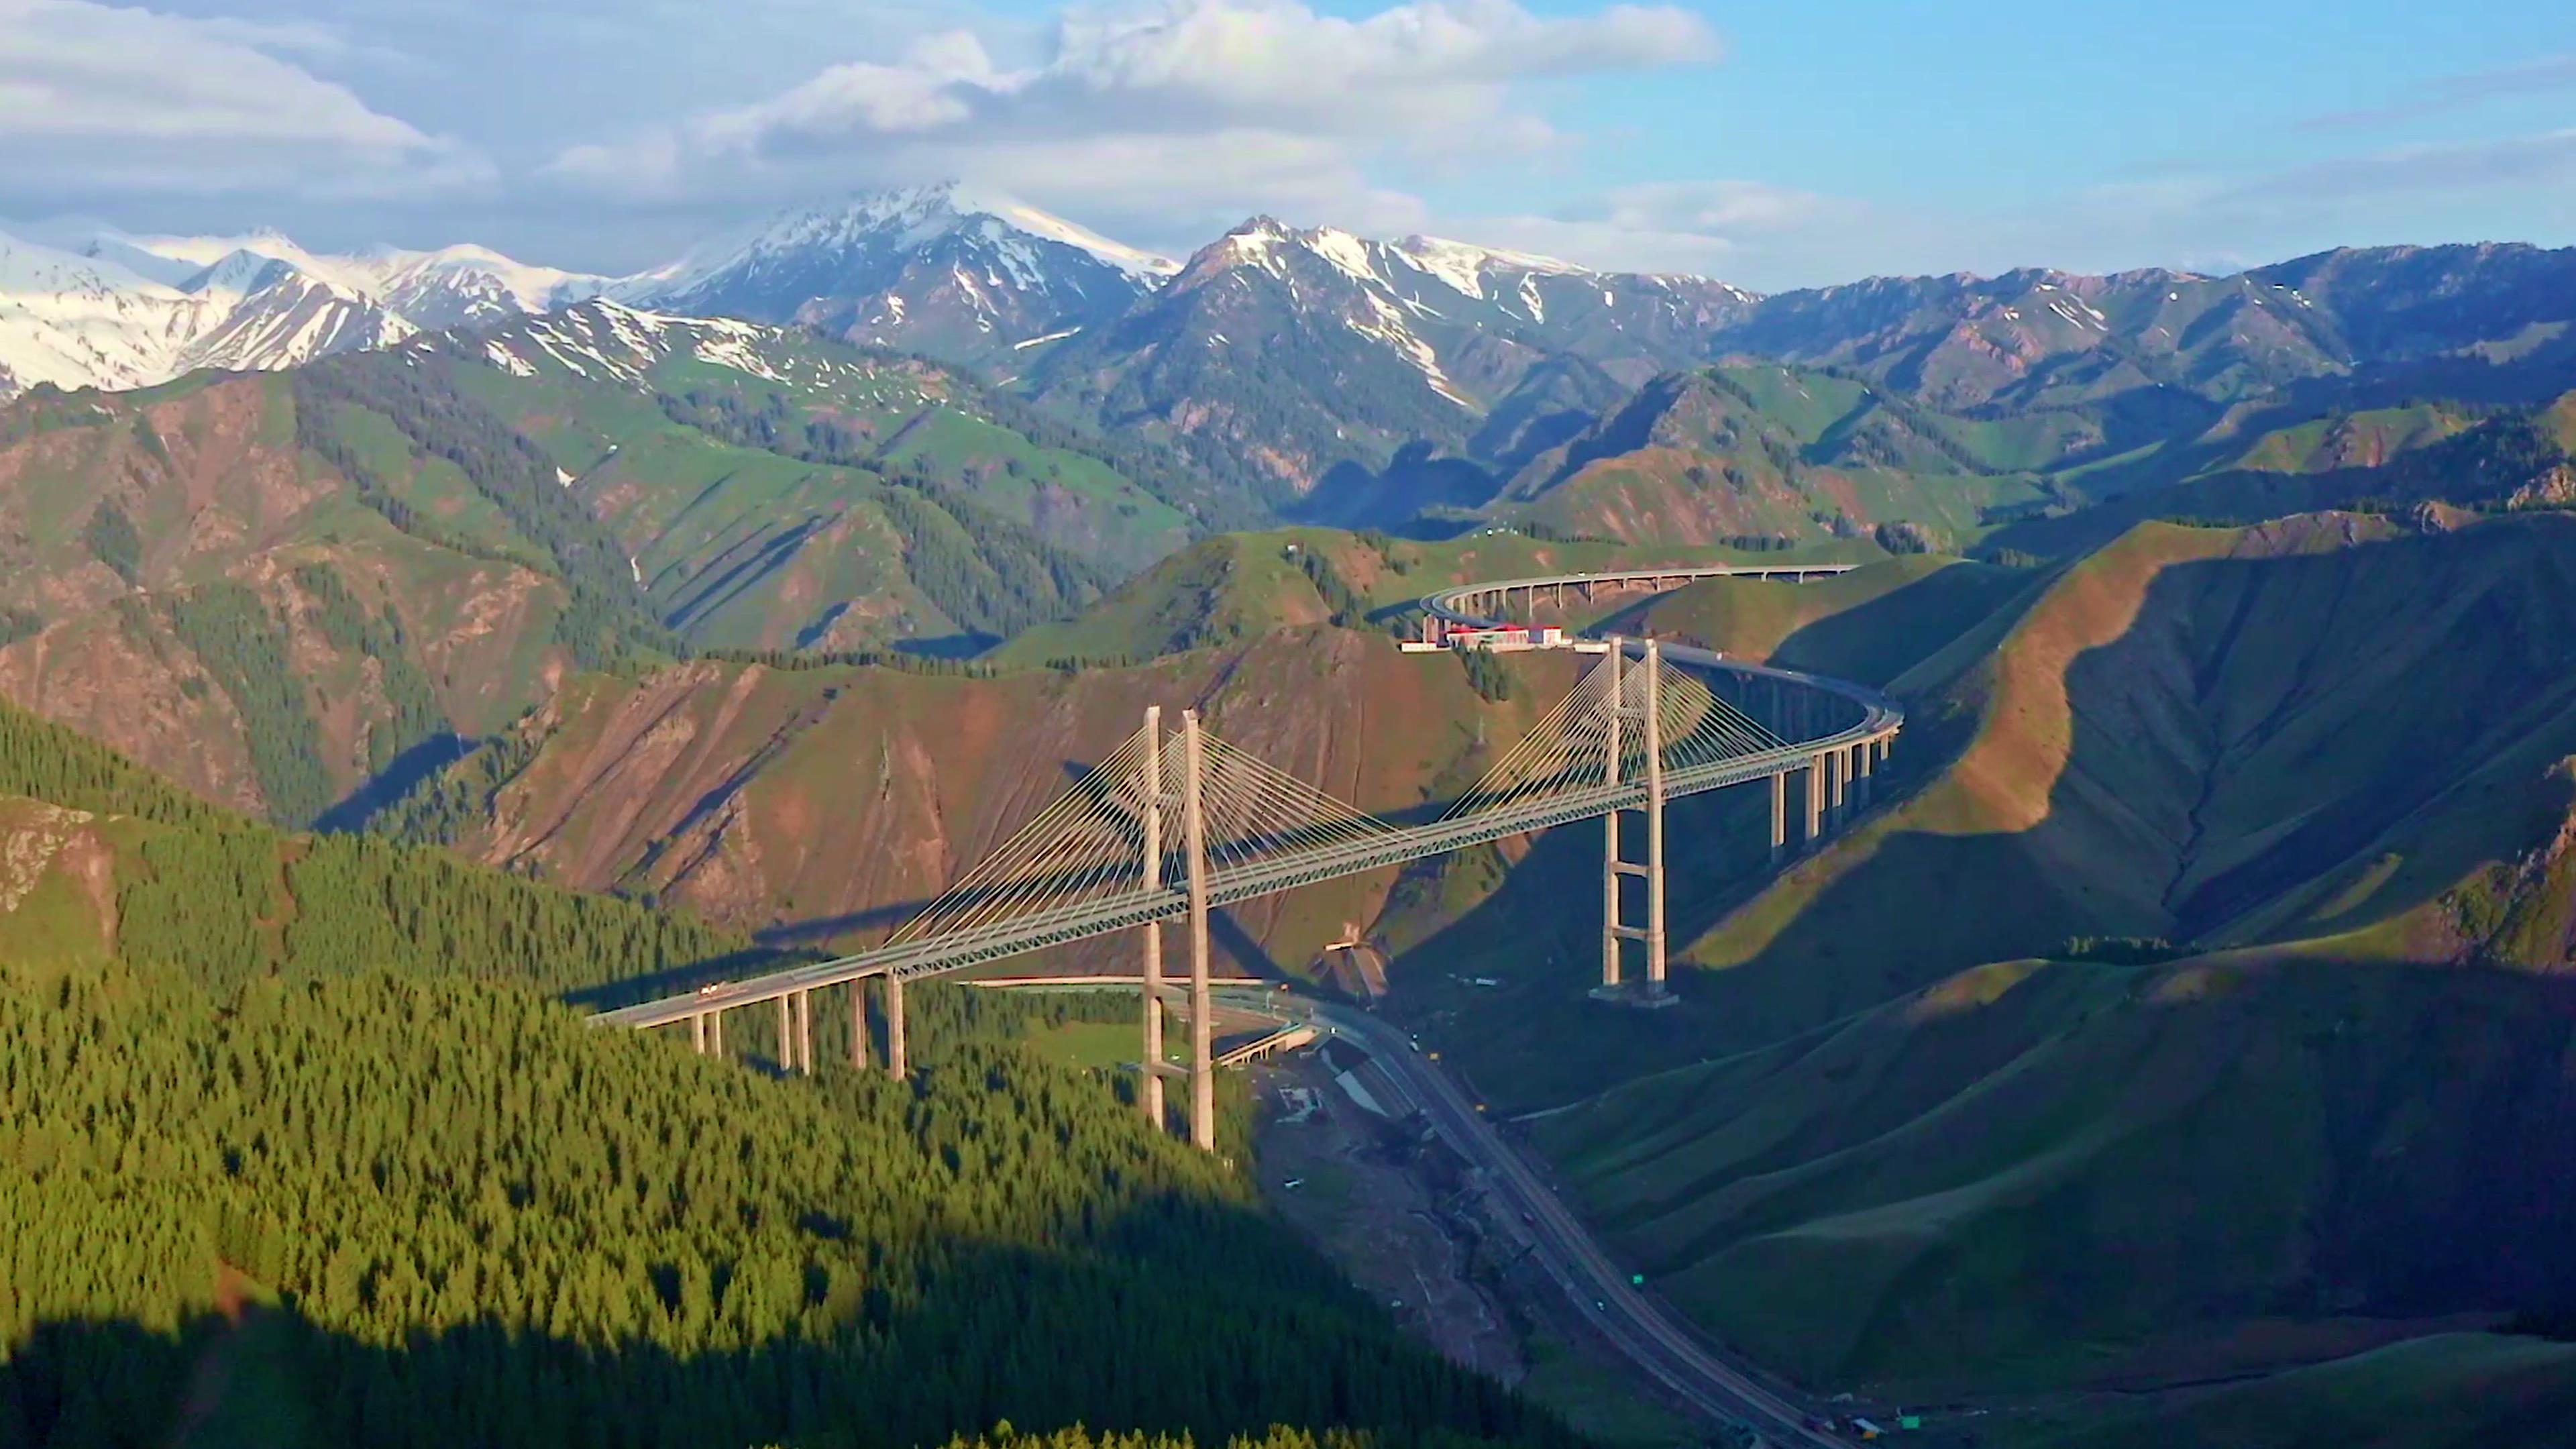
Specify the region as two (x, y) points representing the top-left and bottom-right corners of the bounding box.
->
(1311, 1003), (1842, 1448)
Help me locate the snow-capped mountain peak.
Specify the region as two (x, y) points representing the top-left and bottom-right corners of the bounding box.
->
(700, 182), (1181, 285)
(627, 182), (1179, 368)
(0, 229), (219, 396)
(356, 244), (612, 329)
(178, 248), (305, 303)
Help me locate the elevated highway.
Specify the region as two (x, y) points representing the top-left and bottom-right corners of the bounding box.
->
(593, 561), (1901, 1155)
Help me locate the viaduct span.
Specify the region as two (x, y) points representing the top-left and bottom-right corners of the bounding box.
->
(591, 561), (1901, 1152)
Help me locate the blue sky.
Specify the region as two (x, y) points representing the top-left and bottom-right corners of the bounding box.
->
(3, 0), (2571, 287)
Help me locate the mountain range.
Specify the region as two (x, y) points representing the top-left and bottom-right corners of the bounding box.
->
(12, 187), (2575, 550)
(0, 183), (1177, 398)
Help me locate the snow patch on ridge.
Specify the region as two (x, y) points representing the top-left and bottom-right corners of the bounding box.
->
(1349, 291), (1470, 407)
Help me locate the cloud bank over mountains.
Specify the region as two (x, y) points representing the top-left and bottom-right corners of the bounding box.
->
(0, 0), (490, 198)
(1, 0), (2569, 288)
(546, 0), (1723, 245)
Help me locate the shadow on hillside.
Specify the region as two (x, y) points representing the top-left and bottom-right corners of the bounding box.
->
(316, 733), (474, 834)
(1398, 524), (2576, 1104)
(0, 1194), (1557, 1449)
(1760, 564), (2038, 688)
(1290, 444), (1501, 533)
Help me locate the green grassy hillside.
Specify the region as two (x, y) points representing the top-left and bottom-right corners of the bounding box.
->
(1602, 555), (2039, 686)
(1534, 951), (2576, 1401)
(1377, 508), (2576, 1422)
(1491, 366), (2051, 551)
(1670, 513), (2576, 1046)
(2001, 1332), (2576, 1449)
(998, 523), (1880, 667)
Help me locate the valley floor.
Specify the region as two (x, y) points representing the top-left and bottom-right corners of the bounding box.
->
(1250, 1053), (1703, 1448)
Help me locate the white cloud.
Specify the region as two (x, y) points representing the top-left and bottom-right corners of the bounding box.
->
(545, 0), (1717, 223)
(0, 0), (490, 197)
(1442, 179), (1842, 278)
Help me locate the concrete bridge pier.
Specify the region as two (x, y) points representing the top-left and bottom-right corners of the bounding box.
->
(691, 1012), (707, 1054)
(1805, 752), (1827, 847)
(794, 989), (814, 1073)
(1769, 769), (1788, 863)
(1138, 704), (1169, 1130)
(1182, 708), (1217, 1152)
(849, 980), (867, 1070)
(884, 974), (907, 1079)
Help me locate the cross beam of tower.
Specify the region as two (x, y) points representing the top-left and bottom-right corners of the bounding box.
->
(596, 568), (1904, 1152)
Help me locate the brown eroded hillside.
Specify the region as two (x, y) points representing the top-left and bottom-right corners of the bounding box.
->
(0, 376), (574, 823)
(411, 627), (1585, 974)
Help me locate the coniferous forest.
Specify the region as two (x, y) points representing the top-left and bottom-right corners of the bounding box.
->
(0, 698), (1576, 1449)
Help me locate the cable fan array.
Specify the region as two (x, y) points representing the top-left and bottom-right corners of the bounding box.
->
(1440, 647), (1787, 822)
(888, 716), (1399, 947)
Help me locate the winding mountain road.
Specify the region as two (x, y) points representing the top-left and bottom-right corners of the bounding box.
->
(1312, 1004), (1839, 1446)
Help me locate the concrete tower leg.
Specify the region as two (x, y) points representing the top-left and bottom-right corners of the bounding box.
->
(793, 989), (813, 1074)
(1769, 769), (1788, 863)
(776, 996), (792, 1072)
(1181, 708), (1216, 1152)
(1855, 741), (1874, 808)
(884, 975), (906, 1080)
(1139, 704), (1168, 1130)
(691, 1012), (706, 1054)
(1600, 641), (1625, 991)
(1643, 637), (1669, 1001)
(709, 1008), (722, 1057)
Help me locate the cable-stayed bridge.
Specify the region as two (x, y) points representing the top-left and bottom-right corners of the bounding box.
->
(592, 564), (1902, 1150)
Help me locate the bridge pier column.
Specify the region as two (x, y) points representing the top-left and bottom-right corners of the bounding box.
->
(885, 975), (906, 1080)
(1182, 708), (1216, 1152)
(691, 1012), (706, 1054)
(1854, 741), (1874, 808)
(1806, 753), (1827, 846)
(709, 1008), (722, 1057)
(776, 996), (792, 1073)
(1139, 705), (1169, 1131)
(1769, 769), (1788, 864)
(794, 989), (814, 1074)
(849, 979), (867, 1070)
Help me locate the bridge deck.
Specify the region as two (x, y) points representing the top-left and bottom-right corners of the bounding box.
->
(591, 566), (1900, 1031)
